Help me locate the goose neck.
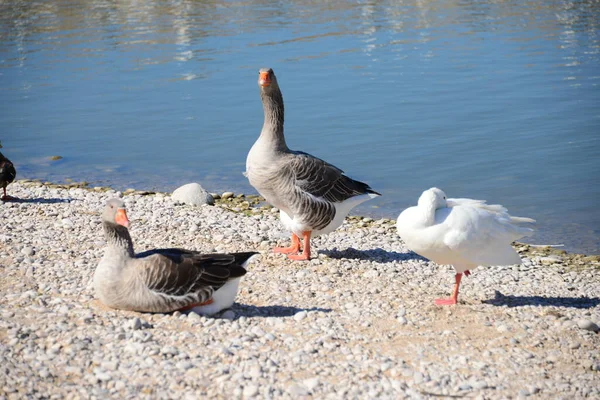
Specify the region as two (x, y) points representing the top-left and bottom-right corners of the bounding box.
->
(103, 222), (134, 258)
(419, 203), (438, 227)
(260, 89), (288, 150)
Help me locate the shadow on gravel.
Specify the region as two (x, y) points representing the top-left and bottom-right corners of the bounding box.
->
(320, 247), (426, 263)
(233, 305), (332, 318)
(6, 197), (70, 204)
(483, 291), (600, 308)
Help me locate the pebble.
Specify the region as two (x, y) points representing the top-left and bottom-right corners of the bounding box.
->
(221, 310), (236, 320)
(243, 385), (259, 397)
(287, 383), (309, 397)
(21, 247), (35, 256)
(129, 317), (143, 331)
(293, 311), (308, 321)
(171, 183), (214, 206)
(576, 319), (599, 332)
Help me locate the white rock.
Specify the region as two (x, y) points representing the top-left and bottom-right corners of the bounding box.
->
(21, 247), (35, 256)
(172, 183), (214, 206)
(577, 319), (599, 332)
(242, 385), (259, 397)
(303, 377), (320, 391)
(294, 311), (308, 321)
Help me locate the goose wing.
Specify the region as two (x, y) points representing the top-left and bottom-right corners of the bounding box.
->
(133, 250), (242, 301)
(440, 204), (534, 267)
(0, 154), (16, 186)
(285, 151), (379, 203)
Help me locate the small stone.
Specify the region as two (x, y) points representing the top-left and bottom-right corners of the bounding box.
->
(264, 333), (275, 341)
(303, 377), (320, 391)
(294, 311), (308, 321)
(577, 319), (599, 332)
(397, 317), (407, 325)
(161, 346), (179, 356)
(243, 385), (259, 397)
(61, 218), (74, 228)
(21, 247), (35, 256)
(221, 192), (234, 199)
(176, 361), (193, 370)
(95, 371), (111, 381)
(187, 312), (202, 324)
(287, 383), (309, 396)
(472, 381), (488, 390)
(539, 256), (563, 265)
(172, 183), (214, 206)
(129, 317), (142, 331)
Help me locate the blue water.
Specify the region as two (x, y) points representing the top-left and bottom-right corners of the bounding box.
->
(1, 0), (599, 254)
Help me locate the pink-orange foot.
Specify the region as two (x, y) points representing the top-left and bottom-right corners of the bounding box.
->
(288, 252), (310, 261)
(434, 298), (458, 306)
(434, 272), (464, 306)
(285, 231), (312, 261)
(274, 233), (300, 255)
(274, 245), (300, 255)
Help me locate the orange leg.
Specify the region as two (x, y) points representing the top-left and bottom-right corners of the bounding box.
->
(179, 298), (214, 312)
(435, 273), (465, 306)
(288, 231), (311, 261)
(274, 233), (301, 255)
(1, 187), (16, 201)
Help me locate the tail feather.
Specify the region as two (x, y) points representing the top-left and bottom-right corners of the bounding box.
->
(510, 216), (536, 224)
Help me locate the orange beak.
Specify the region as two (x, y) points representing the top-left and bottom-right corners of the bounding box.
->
(258, 71), (271, 87)
(115, 208), (130, 228)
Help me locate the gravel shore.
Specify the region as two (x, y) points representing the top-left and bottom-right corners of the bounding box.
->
(1, 180), (599, 399)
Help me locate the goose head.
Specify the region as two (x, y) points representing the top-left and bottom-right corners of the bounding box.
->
(418, 187), (447, 211)
(103, 198), (130, 228)
(258, 68), (280, 92)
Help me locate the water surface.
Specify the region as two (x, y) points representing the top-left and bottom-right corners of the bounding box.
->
(1, 0), (599, 253)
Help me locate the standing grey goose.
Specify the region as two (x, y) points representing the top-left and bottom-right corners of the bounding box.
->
(94, 199), (259, 314)
(246, 68), (381, 261)
(0, 141), (16, 201)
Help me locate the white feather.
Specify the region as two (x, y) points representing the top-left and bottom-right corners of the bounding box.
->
(191, 254), (260, 316)
(280, 192), (379, 237)
(396, 188), (535, 274)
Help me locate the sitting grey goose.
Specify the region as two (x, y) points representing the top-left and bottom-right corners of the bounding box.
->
(94, 199), (258, 314)
(246, 68), (380, 261)
(0, 141), (16, 201)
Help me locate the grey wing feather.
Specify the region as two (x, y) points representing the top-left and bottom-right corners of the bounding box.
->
(135, 253), (231, 299)
(288, 151), (380, 202)
(0, 155), (16, 186)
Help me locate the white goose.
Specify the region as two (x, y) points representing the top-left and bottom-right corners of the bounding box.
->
(396, 188), (535, 305)
(246, 68), (380, 261)
(93, 199), (259, 314)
